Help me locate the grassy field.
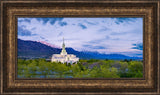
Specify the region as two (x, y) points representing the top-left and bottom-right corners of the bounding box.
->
(17, 59), (143, 78)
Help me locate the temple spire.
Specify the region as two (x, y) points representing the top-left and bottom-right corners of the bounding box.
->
(60, 37), (67, 55)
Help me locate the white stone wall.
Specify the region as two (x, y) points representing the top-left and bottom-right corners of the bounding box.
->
(51, 54), (79, 64)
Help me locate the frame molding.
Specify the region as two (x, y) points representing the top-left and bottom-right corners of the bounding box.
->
(0, 0), (159, 95)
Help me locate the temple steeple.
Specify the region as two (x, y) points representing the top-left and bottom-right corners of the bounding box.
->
(60, 37), (67, 55)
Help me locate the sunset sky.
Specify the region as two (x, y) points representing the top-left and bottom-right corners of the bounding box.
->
(18, 17), (143, 57)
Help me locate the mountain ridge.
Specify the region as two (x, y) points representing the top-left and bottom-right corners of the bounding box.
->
(18, 39), (142, 60)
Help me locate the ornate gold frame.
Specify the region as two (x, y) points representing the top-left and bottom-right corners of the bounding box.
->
(0, 0), (159, 95)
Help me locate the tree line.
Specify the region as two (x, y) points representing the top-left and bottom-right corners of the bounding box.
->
(18, 59), (143, 78)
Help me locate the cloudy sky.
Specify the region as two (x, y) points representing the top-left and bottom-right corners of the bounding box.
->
(18, 17), (143, 57)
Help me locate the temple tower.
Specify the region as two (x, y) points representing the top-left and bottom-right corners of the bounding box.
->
(60, 38), (67, 55)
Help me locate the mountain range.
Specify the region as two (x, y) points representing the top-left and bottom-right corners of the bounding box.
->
(18, 39), (142, 60)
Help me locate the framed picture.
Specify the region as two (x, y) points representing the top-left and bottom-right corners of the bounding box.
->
(0, 0), (159, 94)
(17, 17), (144, 79)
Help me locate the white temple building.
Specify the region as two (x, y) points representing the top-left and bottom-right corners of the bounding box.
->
(51, 38), (79, 64)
